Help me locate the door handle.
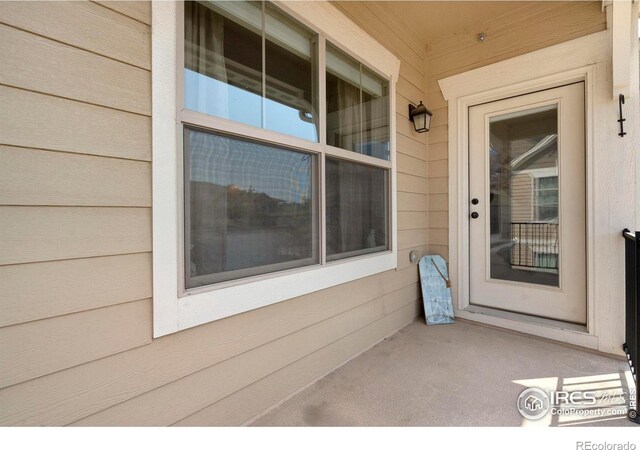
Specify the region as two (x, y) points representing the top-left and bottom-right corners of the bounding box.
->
(470, 212), (479, 219)
(471, 198), (479, 205)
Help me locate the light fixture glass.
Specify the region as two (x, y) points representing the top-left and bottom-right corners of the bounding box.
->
(408, 101), (432, 133)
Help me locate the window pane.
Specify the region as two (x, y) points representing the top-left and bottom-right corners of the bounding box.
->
(184, 1), (263, 128)
(536, 206), (558, 221)
(326, 44), (390, 160)
(538, 176), (557, 189)
(184, 1), (319, 142)
(361, 66), (390, 160)
(535, 176), (559, 220)
(326, 44), (361, 153)
(326, 158), (388, 261)
(185, 128), (318, 288)
(264, 3), (318, 141)
(537, 191), (558, 205)
(489, 104), (559, 286)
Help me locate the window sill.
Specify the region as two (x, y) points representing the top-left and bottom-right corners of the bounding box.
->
(156, 251), (396, 337)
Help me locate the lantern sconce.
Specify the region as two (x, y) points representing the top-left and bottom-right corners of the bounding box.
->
(408, 101), (432, 133)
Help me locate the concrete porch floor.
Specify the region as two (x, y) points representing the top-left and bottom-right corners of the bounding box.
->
(252, 320), (635, 427)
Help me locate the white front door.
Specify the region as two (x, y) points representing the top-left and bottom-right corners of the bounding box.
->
(468, 82), (586, 324)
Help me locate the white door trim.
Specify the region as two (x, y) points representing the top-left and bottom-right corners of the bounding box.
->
(438, 32), (606, 350)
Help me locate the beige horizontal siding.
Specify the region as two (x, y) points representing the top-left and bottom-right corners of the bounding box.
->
(0, 85), (151, 160)
(0, 266), (420, 426)
(397, 173), (428, 194)
(427, 160), (448, 179)
(397, 153), (427, 178)
(397, 134), (427, 161)
(398, 192), (428, 212)
(429, 194), (449, 212)
(71, 283), (419, 426)
(175, 301), (420, 426)
(396, 92), (419, 119)
(0, 146), (151, 207)
(427, 125), (447, 145)
(425, 1), (606, 261)
(0, 24), (150, 115)
(396, 76), (425, 105)
(428, 142), (447, 162)
(0, 206), (151, 265)
(429, 211), (448, 229)
(429, 229), (448, 247)
(0, 299), (151, 389)
(0, 253), (151, 328)
(398, 211), (429, 231)
(399, 229), (428, 250)
(0, 0), (428, 426)
(0, 1), (150, 69)
(93, 1), (151, 25)
(428, 177), (448, 195)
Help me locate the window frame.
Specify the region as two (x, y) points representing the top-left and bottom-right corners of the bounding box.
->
(182, 126), (321, 289)
(152, 0), (400, 337)
(533, 175), (559, 222)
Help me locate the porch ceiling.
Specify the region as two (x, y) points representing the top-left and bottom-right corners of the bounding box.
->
(334, 1), (600, 47)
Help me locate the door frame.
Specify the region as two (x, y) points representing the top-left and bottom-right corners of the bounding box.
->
(439, 34), (602, 349)
(468, 83), (587, 324)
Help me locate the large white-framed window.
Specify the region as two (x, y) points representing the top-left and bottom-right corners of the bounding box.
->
(152, 0), (400, 337)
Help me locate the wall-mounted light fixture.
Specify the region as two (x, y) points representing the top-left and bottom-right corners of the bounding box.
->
(408, 101), (432, 133)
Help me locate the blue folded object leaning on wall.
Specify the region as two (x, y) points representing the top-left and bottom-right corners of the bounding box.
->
(419, 255), (455, 325)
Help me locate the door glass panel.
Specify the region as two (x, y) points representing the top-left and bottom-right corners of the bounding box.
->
(488, 104), (559, 287)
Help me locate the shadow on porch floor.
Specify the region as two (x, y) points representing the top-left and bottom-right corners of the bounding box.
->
(251, 320), (635, 427)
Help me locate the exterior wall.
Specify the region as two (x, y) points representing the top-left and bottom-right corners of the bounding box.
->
(511, 173), (534, 223)
(425, 1), (607, 260)
(0, 1), (427, 425)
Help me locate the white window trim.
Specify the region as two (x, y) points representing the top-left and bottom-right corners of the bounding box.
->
(152, 0), (401, 337)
